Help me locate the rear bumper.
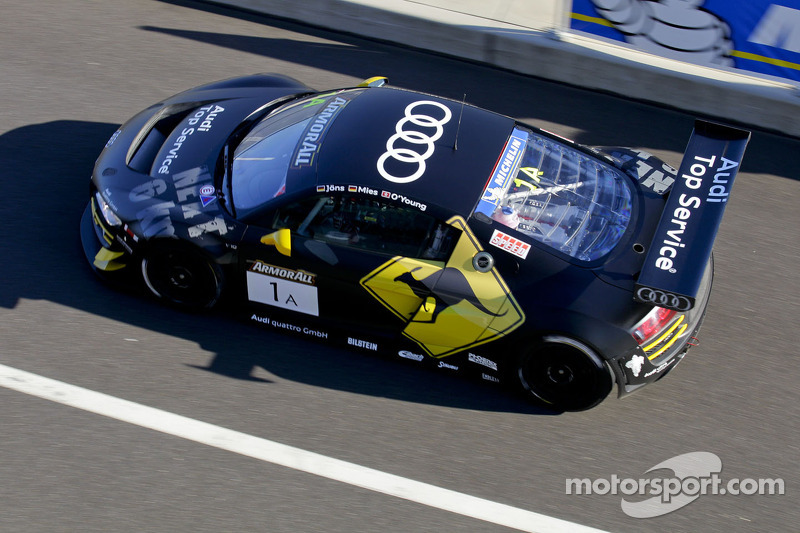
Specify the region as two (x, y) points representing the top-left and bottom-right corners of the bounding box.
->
(614, 256), (713, 397)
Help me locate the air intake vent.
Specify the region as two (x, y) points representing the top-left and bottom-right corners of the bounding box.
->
(126, 103), (202, 174)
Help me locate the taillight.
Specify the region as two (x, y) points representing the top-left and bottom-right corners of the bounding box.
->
(632, 306), (677, 345)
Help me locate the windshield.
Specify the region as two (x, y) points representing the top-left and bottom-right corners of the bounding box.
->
(230, 91), (355, 219)
(474, 127), (632, 261)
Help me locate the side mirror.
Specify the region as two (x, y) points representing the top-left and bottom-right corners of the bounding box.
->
(260, 229), (292, 257)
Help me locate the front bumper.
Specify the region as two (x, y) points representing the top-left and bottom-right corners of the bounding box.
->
(80, 199), (138, 281)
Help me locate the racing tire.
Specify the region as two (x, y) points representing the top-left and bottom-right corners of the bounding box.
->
(517, 336), (613, 411)
(141, 244), (224, 310)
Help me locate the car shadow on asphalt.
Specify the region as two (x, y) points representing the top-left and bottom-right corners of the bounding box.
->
(0, 120), (554, 415)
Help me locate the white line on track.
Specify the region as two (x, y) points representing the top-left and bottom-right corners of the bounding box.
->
(0, 363), (609, 533)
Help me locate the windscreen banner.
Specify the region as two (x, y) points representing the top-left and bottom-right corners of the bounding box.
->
(569, 0), (800, 83)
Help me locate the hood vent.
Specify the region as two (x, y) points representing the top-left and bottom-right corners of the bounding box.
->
(126, 102), (204, 174)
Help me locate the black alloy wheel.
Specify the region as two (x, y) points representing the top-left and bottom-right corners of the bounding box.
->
(517, 337), (614, 411)
(141, 245), (223, 310)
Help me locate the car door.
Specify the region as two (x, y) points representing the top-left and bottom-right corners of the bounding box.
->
(237, 191), (458, 341)
(361, 215), (526, 359)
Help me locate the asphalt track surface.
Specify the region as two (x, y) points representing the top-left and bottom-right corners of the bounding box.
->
(0, 1), (797, 531)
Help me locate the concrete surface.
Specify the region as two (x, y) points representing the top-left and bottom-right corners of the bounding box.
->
(205, 0), (800, 137)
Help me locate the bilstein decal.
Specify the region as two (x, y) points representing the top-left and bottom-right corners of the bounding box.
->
(360, 216), (525, 358)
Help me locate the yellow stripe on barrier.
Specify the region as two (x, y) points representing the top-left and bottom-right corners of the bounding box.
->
(570, 15), (800, 74)
(570, 13), (615, 27)
(730, 50), (800, 72)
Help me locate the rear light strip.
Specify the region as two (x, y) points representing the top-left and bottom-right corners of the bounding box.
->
(644, 315), (688, 360)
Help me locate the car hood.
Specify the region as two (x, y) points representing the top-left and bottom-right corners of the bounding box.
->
(92, 85), (308, 239)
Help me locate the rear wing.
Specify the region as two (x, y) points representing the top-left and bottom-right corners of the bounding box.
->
(635, 120), (750, 311)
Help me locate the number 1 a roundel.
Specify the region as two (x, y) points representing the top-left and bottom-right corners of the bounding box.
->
(246, 260), (319, 316)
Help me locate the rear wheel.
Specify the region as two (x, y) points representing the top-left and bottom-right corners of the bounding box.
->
(141, 245), (223, 310)
(517, 336), (613, 411)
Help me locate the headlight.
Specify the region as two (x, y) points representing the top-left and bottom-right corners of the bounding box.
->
(95, 191), (122, 227)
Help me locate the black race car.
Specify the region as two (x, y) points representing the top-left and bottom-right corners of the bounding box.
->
(81, 74), (749, 411)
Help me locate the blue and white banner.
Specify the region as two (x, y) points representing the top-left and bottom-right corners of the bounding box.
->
(570, 0), (800, 83)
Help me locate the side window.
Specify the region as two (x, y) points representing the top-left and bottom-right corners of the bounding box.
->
(272, 193), (458, 260)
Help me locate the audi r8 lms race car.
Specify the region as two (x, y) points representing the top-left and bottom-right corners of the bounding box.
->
(81, 74), (749, 411)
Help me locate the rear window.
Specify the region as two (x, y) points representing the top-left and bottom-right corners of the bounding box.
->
(474, 127), (632, 261)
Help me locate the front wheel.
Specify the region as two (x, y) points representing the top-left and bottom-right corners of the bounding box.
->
(141, 245), (224, 310)
(517, 336), (613, 411)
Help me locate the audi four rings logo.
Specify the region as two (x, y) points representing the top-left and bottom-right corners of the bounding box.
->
(377, 100), (452, 183)
(636, 287), (692, 311)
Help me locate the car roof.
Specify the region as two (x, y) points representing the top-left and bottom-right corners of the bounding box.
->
(313, 87), (516, 217)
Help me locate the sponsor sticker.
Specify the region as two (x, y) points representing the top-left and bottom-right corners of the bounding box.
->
(475, 129), (529, 216)
(468, 353), (498, 371)
(625, 354), (645, 377)
(644, 358), (677, 378)
(377, 100), (452, 184)
(292, 96), (349, 168)
(247, 261), (319, 316)
(635, 121), (749, 312)
(489, 229), (531, 259)
(250, 314), (328, 338)
(348, 337), (378, 351)
(193, 104), (225, 132)
(156, 105), (225, 175)
(398, 350), (425, 361)
(199, 184), (216, 207)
